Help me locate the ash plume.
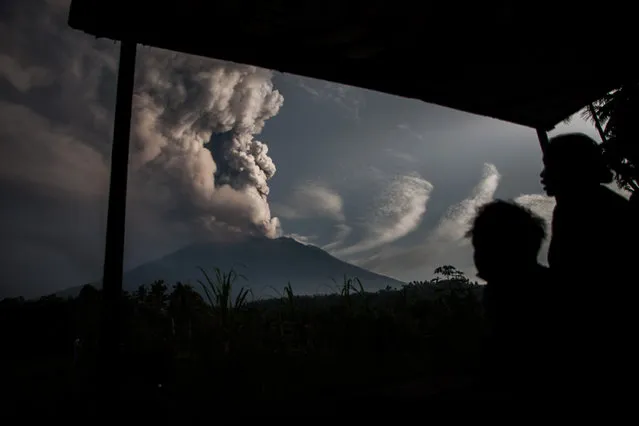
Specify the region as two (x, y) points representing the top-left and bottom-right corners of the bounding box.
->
(131, 48), (284, 238)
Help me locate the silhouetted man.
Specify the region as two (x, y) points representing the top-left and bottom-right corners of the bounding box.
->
(541, 132), (637, 398)
(467, 200), (553, 398)
(630, 191), (639, 214)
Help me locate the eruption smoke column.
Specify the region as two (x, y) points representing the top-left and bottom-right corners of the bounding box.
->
(131, 49), (284, 238)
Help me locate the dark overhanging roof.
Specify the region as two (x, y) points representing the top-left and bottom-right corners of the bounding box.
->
(68, 0), (637, 130)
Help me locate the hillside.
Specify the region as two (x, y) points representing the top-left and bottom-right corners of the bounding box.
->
(59, 236), (405, 298)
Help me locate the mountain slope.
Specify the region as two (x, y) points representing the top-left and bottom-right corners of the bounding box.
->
(63, 237), (405, 298)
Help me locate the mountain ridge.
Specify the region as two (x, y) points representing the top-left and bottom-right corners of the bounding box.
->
(56, 236), (405, 299)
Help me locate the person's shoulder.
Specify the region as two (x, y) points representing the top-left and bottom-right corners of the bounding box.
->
(533, 265), (555, 283)
(536, 264), (551, 275)
(599, 185), (629, 204)
(596, 186), (631, 215)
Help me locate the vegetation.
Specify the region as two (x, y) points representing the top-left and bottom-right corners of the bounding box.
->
(0, 266), (485, 405)
(582, 83), (639, 193)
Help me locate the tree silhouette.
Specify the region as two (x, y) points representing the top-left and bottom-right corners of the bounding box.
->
(433, 265), (468, 283)
(583, 83), (639, 193)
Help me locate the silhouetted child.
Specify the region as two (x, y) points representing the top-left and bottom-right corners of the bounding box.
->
(466, 200), (553, 398)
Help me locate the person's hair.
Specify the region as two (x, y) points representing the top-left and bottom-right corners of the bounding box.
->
(466, 200), (546, 258)
(546, 133), (613, 184)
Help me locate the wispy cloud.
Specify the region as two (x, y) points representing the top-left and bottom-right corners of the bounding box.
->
(333, 173), (433, 256)
(430, 163), (500, 244)
(321, 223), (353, 252)
(272, 182), (345, 222)
(397, 123), (425, 142)
(296, 76), (365, 120)
(358, 163), (501, 278)
(384, 148), (418, 163)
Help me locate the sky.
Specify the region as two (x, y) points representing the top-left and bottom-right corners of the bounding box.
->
(0, 0), (622, 299)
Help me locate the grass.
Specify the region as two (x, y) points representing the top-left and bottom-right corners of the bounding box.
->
(1, 265), (484, 405)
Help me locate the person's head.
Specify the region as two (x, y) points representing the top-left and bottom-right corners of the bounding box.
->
(467, 200), (546, 282)
(540, 133), (613, 197)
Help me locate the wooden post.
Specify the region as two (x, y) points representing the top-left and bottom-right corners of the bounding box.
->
(536, 128), (550, 155)
(99, 40), (137, 396)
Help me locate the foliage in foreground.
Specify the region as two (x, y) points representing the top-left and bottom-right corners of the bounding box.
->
(0, 265), (485, 399)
